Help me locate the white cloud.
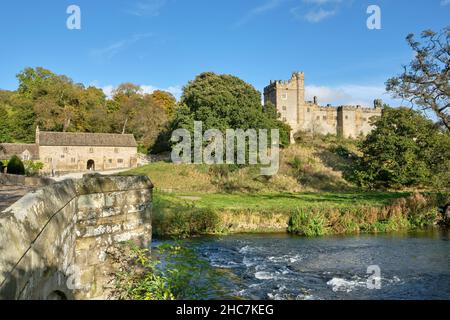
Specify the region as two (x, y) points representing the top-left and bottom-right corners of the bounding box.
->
(101, 84), (182, 100)
(302, 0), (342, 4)
(102, 85), (116, 98)
(304, 8), (337, 22)
(305, 84), (390, 106)
(291, 0), (348, 23)
(128, 0), (167, 16)
(90, 33), (153, 60)
(234, 0), (284, 27)
(441, 0), (450, 5)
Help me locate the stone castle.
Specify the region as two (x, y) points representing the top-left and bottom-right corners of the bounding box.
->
(264, 72), (383, 141)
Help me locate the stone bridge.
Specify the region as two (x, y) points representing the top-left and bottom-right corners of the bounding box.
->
(0, 174), (153, 300)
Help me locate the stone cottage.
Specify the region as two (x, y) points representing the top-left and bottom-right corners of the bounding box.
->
(0, 127), (138, 173)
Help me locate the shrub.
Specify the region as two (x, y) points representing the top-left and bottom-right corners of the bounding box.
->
(7, 155), (25, 175)
(24, 160), (44, 176)
(109, 241), (226, 300)
(152, 196), (220, 238)
(288, 208), (328, 236)
(0, 160), (7, 173)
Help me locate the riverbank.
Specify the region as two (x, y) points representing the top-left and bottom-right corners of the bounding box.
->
(152, 190), (449, 238)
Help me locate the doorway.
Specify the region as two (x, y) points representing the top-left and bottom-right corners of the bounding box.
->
(87, 159), (95, 171)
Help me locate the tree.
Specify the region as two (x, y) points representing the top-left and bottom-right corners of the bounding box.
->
(352, 106), (450, 189)
(16, 67), (86, 132)
(111, 83), (142, 134)
(0, 104), (11, 142)
(176, 72), (290, 146)
(130, 94), (169, 154)
(151, 90), (177, 118)
(386, 28), (450, 131)
(7, 155), (25, 175)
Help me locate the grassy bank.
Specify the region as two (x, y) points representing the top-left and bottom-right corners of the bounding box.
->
(122, 137), (448, 238)
(151, 190), (448, 238)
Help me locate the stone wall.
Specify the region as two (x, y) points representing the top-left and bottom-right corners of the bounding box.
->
(39, 146), (138, 173)
(0, 173), (55, 187)
(0, 174), (153, 300)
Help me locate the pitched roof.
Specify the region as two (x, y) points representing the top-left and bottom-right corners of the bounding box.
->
(38, 131), (137, 147)
(0, 144), (39, 160)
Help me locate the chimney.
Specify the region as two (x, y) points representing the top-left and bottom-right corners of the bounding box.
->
(313, 96), (318, 105)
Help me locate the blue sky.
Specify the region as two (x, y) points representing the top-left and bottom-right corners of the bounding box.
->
(0, 0), (449, 106)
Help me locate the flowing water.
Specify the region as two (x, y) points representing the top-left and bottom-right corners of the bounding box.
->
(155, 229), (450, 300)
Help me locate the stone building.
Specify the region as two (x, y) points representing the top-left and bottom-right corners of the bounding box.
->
(264, 72), (383, 142)
(0, 127), (138, 173)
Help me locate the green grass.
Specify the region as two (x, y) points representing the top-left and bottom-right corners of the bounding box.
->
(121, 153), (446, 237)
(156, 191), (410, 212)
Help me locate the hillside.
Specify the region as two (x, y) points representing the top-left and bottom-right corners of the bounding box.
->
(124, 135), (360, 194)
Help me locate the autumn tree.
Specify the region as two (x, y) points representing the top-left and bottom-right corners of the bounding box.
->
(386, 27), (450, 131)
(150, 90), (177, 118)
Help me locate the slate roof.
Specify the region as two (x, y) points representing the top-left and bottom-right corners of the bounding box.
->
(0, 144), (39, 160)
(38, 131), (137, 147)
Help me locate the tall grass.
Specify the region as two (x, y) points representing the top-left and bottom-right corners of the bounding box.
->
(152, 191), (448, 238)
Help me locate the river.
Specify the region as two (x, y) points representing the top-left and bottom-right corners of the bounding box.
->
(155, 229), (450, 300)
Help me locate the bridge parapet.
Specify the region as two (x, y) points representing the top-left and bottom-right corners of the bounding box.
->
(0, 174), (153, 300)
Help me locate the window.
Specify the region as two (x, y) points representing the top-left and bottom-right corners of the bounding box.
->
(345, 116), (349, 120)
(281, 93), (288, 100)
(363, 117), (367, 121)
(118, 159), (124, 164)
(46, 157), (52, 163)
(316, 116), (320, 120)
(61, 154), (65, 159)
(108, 159), (113, 164)
(323, 116), (327, 120)
(71, 158), (76, 163)
(114, 148), (119, 153)
(63, 147), (68, 153)
(282, 117), (287, 122)
(22, 154), (30, 161)
(89, 148), (94, 153)
(307, 108), (310, 113)
(282, 106), (287, 111)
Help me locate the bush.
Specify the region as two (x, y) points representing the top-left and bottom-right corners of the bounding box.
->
(152, 196), (220, 238)
(287, 208), (328, 236)
(7, 155), (25, 175)
(24, 160), (43, 176)
(109, 241), (226, 300)
(0, 160), (7, 173)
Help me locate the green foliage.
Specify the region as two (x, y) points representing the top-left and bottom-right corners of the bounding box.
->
(24, 160), (44, 176)
(0, 104), (12, 142)
(386, 28), (450, 131)
(109, 242), (174, 300)
(110, 241), (226, 300)
(351, 106), (450, 190)
(287, 208), (328, 236)
(156, 243), (226, 299)
(152, 195), (220, 238)
(7, 155), (25, 175)
(0, 160), (7, 173)
(172, 72), (291, 153)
